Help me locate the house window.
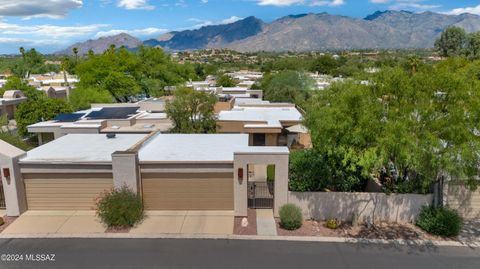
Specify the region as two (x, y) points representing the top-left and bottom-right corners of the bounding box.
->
(253, 133), (266, 146)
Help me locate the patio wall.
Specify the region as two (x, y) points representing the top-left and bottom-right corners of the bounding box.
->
(288, 191), (433, 224)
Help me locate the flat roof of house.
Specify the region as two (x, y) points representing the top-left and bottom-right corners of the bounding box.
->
(20, 134), (147, 163)
(139, 134), (249, 162)
(218, 107), (302, 122)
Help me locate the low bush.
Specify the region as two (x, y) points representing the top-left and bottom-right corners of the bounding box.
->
(96, 186), (144, 228)
(0, 217), (4, 226)
(326, 218), (339, 229)
(416, 206), (463, 237)
(279, 204), (303, 230)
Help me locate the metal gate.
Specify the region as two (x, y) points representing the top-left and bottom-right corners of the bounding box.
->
(0, 183), (5, 209)
(248, 181), (274, 209)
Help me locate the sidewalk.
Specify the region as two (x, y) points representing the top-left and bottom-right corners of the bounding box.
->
(256, 209), (277, 236)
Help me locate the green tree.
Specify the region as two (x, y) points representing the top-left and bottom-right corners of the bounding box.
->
(309, 55), (339, 75)
(75, 47), (142, 102)
(0, 76), (44, 101)
(165, 87), (217, 133)
(69, 87), (113, 110)
(306, 65), (480, 192)
(466, 32), (480, 60)
(263, 71), (312, 106)
(15, 98), (73, 137)
(435, 26), (467, 57)
(216, 74), (236, 87)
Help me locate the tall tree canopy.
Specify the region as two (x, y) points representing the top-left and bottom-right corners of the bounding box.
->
(262, 71), (313, 106)
(306, 61), (480, 192)
(165, 87), (217, 134)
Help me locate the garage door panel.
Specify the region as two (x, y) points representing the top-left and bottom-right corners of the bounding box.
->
(24, 174), (113, 210)
(143, 175), (234, 210)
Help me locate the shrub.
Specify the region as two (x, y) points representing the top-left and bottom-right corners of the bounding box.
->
(0, 217), (4, 226)
(416, 206), (463, 237)
(96, 186), (144, 228)
(279, 204), (303, 230)
(326, 218), (339, 229)
(289, 148), (369, 192)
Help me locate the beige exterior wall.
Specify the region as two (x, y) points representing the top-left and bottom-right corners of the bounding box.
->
(234, 152), (289, 217)
(266, 134), (278, 146)
(142, 173), (234, 210)
(214, 100), (234, 113)
(0, 141), (27, 216)
(23, 173), (113, 210)
(446, 181), (480, 220)
(288, 192), (433, 224)
(112, 151), (140, 193)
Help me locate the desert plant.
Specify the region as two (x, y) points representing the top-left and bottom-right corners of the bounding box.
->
(96, 185), (144, 228)
(326, 218), (339, 229)
(416, 206), (463, 237)
(279, 204), (303, 230)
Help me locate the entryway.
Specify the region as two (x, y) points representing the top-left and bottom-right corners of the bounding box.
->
(247, 164), (274, 209)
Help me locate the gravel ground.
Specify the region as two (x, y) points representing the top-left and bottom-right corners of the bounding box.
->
(234, 209), (257, 235)
(276, 219), (447, 241)
(0, 215), (17, 233)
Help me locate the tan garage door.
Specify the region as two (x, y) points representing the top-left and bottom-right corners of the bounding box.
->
(447, 182), (480, 219)
(24, 173), (113, 210)
(142, 173), (234, 210)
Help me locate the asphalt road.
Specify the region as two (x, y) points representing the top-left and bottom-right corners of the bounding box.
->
(0, 238), (479, 269)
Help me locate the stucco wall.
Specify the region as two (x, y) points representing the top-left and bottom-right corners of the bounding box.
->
(288, 191), (433, 224)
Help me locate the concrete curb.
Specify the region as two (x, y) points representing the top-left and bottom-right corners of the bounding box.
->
(0, 233), (478, 247)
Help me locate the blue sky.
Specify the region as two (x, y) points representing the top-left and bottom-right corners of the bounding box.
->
(0, 0), (479, 54)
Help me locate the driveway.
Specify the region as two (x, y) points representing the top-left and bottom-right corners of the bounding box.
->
(1, 211), (106, 234)
(2, 210), (234, 235)
(130, 211), (234, 235)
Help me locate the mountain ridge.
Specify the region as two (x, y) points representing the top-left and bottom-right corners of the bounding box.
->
(55, 10), (480, 54)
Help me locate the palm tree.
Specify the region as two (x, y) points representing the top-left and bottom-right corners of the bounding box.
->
(19, 47), (25, 59)
(72, 47), (79, 62)
(409, 55), (420, 74)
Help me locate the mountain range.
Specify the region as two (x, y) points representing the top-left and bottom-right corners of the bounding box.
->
(56, 10), (480, 55)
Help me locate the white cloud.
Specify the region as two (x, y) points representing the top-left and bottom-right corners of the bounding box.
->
(117, 0), (154, 10)
(445, 4), (480, 16)
(94, 27), (168, 38)
(369, 0), (440, 11)
(201, 0), (209, 3)
(0, 0), (82, 19)
(221, 16), (244, 24)
(256, 0), (344, 6)
(0, 21), (108, 38)
(186, 16), (245, 29)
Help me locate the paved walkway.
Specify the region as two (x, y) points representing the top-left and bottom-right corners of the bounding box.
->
(2, 210), (234, 235)
(131, 211), (233, 235)
(458, 220), (480, 246)
(2, 211), (106, 234)
(256, 209), (277, 236)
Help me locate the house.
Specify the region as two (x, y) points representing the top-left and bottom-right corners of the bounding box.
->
(217, 102), (311, 149)
(0, 133), (289, 217)
(0, 90), (28, 120)
(27, 98), (172, 145)
(38, 86), (70, 100)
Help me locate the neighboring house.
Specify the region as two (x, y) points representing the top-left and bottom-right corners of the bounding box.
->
(39, 86), (70, 100)
(217, 102), (311, 149)
(0, 90), (27, 120)
(27, 98), (172, 145)
(27, 73), (79, 88)
(0, 133), (289, 217)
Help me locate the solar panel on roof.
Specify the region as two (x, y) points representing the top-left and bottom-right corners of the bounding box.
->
(54, 113), (86, 122)
(86, 107), (140, 119)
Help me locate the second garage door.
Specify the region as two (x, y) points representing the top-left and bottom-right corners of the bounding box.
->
(142, 173), (234, 210)
(24, 173), (113, 210)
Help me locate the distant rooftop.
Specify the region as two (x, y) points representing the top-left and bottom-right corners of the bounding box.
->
(218, 107), (303, 122)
